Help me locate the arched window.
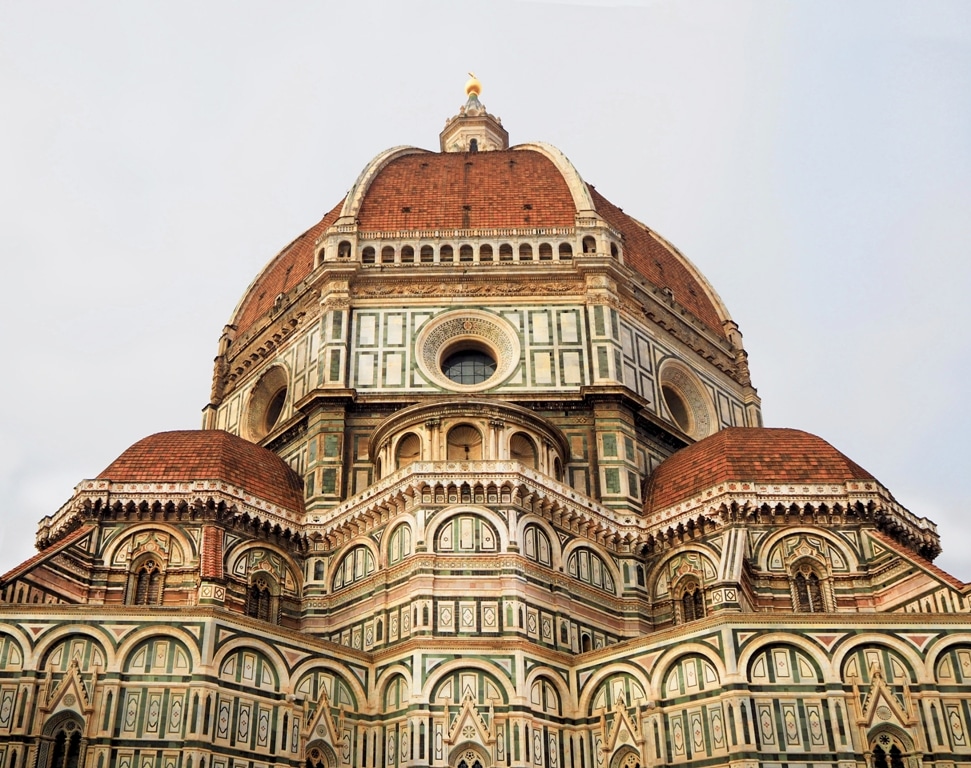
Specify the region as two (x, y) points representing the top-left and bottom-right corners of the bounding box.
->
(871, 732), (908, 768)
(509, 432), (537, 469)
(440, 245), (454, 262)
(396, 433), (421, 469)
(679, 580), (705, 622)
(559, 242), (573, 260)
(792, 562), (827, 613)
(332, 546), (376, 591)
(401, 245), (415, 263)
(582, 236), (596, 254)
(436, 515), (498, 553)
(523, 524), (552, 567)
(388, 524), (412, 565)
(479, 244), (493, 262)
(446, 424), (482, 460)
(499, 244), (513, 261)
(129, 558), (162, 606)
(420, 245), (434, 263)
(567, 549), (615, 594)
(538, 243), (553, 260)
(459, 244), (474, 262)
(381, 246), (395, 263)
(39, 715), (83, 768)
(362, 246), (375, 264)
(247, 575), (275, 622)
(313, 560), (325, 581)
(519, 243), (533, 261)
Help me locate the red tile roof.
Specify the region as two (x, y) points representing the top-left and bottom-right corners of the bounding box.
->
(98, 430), (305, 513)
(590, 188), (725, 334)
(0, 524), (93, 584)
(230, 148), (727, 340)
(232, 198), (345, 337)
(644, 427), (876, 512)
(357, 150), (577, 230)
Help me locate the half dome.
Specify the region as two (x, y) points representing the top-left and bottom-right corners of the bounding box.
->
(98, 430), (305, 512)
(644, 427), (876, 513)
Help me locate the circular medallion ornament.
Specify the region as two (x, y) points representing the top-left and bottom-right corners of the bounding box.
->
(415, 309), (520, 392)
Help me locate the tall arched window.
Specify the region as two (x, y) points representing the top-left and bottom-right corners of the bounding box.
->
(129, 558), (162, 606)
(332, 546), (376, 591)
(792, 561), (827, 613)
(523, 524), (552, 567)
(39, 714), (84, 768)
(567, 548), (615, 594)
(247, 575), (274, 622)
(388, 524), (412, 565)
(679, 580), (705, 622)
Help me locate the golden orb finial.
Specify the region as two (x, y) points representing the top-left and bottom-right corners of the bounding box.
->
(465, 72), (482, 97)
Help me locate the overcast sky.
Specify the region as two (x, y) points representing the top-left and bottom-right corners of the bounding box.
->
(1, 1), (969, 581)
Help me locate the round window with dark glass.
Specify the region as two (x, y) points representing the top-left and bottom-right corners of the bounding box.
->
(264, 387), (287, 433)
(441, 348), (496, 385)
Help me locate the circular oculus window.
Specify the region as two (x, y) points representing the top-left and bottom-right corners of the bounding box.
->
(415, 310), (520, 392)
(659, 362), (713, 439)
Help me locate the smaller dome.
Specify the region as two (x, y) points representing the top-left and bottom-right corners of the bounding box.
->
(98, 430), (305, 512)
(644, 427), (875, 513)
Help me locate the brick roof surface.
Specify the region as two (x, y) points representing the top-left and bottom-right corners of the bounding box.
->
(232, 198), (345, 336)
(644, 427), (876, 512)
(0, 524), (93, 584)
(590, 188), (725, 335)
(98, 430), (305, 513)
(230, 148), (727, 340)
(357, 150), (577, 230)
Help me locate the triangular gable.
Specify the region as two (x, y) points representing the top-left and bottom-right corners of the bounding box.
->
(868, 529), (967, 592)
(601, 694), (644, 754)
(302, 685), (345, 749)
(0, 524), (94, 584)
(40, 659), (95, 717)
(444, 692), (495, 747)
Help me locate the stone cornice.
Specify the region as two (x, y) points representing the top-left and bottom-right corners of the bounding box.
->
(37, 478), (305, 550)
(307, 461), (654, 553)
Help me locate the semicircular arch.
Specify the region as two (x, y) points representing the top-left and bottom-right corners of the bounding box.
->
(577, 662), (651, 716)
(424, 506), (510, 553)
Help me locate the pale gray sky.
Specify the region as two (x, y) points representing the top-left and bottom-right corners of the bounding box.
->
(1, 1), (969, 579)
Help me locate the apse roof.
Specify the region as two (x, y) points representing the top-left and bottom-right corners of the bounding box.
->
(98, 430), (305, 513)
(643, 427), (877, 513)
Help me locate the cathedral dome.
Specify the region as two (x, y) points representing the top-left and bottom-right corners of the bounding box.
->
(643, 427), (876, 512)
(227, 144), (732, 344)
(98, 430), (305, 512)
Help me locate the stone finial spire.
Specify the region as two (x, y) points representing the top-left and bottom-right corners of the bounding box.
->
(440, 75), (509, 153)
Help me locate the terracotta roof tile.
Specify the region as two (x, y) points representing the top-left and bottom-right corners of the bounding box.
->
(644, 427), (875, 512)
(870, 529), (966, 590)
(590, 188), (726, 336)
(231, 149), (727, 341)
(357, 150), (576, 230)
(98, 430), (305, 513)
(0, 524), (93, 584)
(233, 198), (345, 336)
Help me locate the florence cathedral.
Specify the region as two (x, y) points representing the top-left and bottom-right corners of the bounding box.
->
(2, 79), (970, 768)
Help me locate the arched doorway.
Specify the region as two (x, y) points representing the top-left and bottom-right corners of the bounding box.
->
(869, 728), (914, 768)
(37, 711), (85, 768)
(305, 741), (338, 768)
(609, 746), (642, 768)
(450, 743), (490, 768)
